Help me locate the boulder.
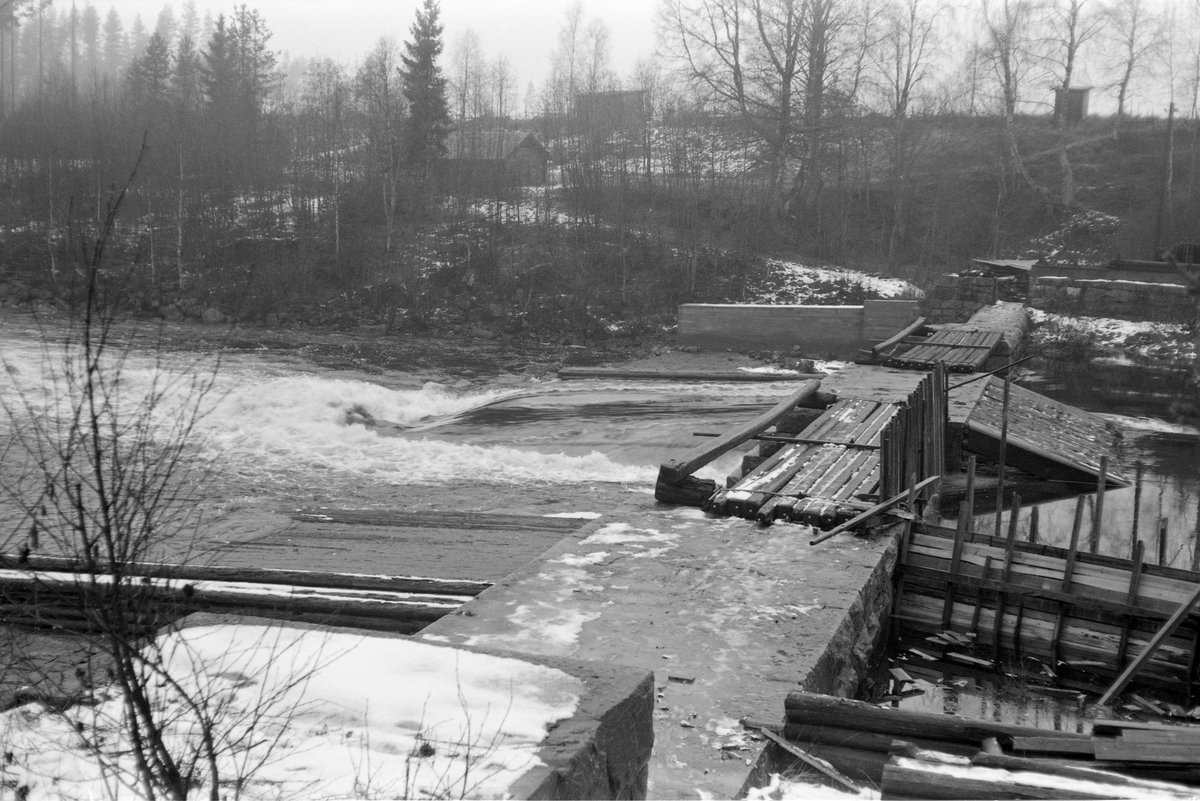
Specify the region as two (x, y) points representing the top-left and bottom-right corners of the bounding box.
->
(201, 308), (226, 324)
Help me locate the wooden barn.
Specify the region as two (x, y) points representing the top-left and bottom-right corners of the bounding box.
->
(441, 130), (550, 190)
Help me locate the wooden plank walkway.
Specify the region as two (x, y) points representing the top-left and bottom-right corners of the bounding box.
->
(966, 377), (1128, 487)
(888, 329), (1003, 372)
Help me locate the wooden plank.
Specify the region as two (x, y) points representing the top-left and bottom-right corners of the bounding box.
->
(1099, 581), (1200, 705)
(757, 728), (864, 794)
(872, 316), (928, 356)
(557, 366), (826, 381)
(287, 509), (583, 533)
(0, 554), (492, 597)
(659, 379), (821, 482)
(692, 431), (880, 450)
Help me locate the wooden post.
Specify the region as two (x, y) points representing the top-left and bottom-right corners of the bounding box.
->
(1028, 505), (1039, 544)
(1193, 495), (1200, 572)
(1051, 495), (1087, 669)
(994, 373), (1011, 541)
(1115, 540), (1145, 669)
(1131, 460), (1144, 548)
(1006, 494), (1022, 543)
(892, 475), (920, 640)
(943, 500), (969, 630)
(1187, 628), (1200, 707)
(964, 454), (976, 525)
(1158, 517), (1170, 566)
(1090, 454), (1108, 554)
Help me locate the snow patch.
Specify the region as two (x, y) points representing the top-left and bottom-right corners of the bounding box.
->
(1, 625), (583, 800)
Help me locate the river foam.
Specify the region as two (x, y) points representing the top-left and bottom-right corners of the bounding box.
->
(203, 374), (653, 486)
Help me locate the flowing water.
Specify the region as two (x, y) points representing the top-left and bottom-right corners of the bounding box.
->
(0, 312), (804, 577)
(3, 312), (1197, 576)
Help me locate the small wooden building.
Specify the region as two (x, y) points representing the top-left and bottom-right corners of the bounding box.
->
(442, 130), (550, 189)
(1053, 86), (1091, 126)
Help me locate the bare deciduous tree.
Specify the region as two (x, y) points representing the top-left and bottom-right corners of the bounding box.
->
(1108, 0), (1160, 126)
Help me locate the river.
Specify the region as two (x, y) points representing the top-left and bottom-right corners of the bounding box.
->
(2, 311), (1197, 580)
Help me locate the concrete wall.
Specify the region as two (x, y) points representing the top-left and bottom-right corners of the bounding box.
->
(676, 300), (920, 358)
(1030, 276), (1195, 323)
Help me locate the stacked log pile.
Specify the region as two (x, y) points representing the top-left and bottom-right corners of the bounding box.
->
(746, 692), (1200, 798)
(0, 555), (487, 636)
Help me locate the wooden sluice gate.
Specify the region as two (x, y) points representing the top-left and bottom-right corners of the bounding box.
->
(655, 368), (946, 530)
(894, 520), (1200, 700)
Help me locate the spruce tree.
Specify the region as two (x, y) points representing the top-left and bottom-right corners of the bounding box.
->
(399, 0), (449, 173)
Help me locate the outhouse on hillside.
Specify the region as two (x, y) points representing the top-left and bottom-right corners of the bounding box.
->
(1053, 86), (1091, 126)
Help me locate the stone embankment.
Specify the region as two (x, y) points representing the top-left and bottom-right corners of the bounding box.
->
(920, 274), (1023, 324)
(1030, 276), (1195, 324)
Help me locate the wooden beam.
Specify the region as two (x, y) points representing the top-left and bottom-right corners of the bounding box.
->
(691, 431), (880, 450)
(0, 554), (490, 597)
(757, 728), (864, 794)
(659, 380), (821, 482)
(871, 316), (928, 356)
(810, 476), (940, 546)
(557, 366), (825, 382)
(1098, 581), (1200, 705)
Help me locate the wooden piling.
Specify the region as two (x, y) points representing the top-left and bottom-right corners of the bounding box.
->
(1050, 496), (1087, 668)
(1158, 517), (1169, 566)
(1091, 454), (1108, 554)
(1028, 505), (1039, 544)
(942, 501), (969, 630)
(1115, 540), (1145, 669)
(965, 456), (976, 508)
(994, 373), (1011, 541)
(1131, 461), (1144, 546)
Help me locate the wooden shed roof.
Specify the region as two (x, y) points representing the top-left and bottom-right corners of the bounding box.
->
(445, 130), (549, 161)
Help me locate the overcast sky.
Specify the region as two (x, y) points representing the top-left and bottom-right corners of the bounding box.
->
(112, 0), (660, 91)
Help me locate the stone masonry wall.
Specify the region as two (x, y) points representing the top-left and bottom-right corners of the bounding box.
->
(920, 274), (1001, 323)
(1030, 276), (1195, 323)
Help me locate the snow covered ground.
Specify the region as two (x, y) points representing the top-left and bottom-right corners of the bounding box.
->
(747, 259), (920, 305)
(1, 624), (582, 800)
(1029, 309), (1196, 364)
